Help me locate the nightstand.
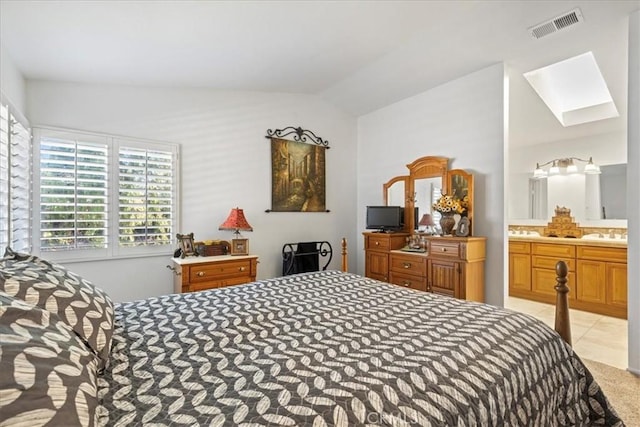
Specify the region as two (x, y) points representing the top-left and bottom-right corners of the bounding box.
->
(171, 255), (258, 293)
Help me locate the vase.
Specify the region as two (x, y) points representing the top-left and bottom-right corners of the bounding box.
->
(439, 213), (456, 236)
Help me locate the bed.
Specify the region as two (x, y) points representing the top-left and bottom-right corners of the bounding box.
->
(0, 247), (624, 426)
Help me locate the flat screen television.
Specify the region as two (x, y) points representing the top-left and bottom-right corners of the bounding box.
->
(366, 206), (404, 232)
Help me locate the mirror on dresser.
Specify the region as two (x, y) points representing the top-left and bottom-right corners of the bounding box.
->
(383, 176), (408, 206)
(447, 169), (474, 235)
(381, 156), (477, 235)
(406, 156), (449, 232)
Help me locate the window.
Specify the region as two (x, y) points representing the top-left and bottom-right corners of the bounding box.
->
(118, 143), (174, 247)
(0, 100), (31, 253)
(33, 127), (179, 261)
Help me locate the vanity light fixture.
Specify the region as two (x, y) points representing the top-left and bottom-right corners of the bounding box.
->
(533, 157), (601, 179)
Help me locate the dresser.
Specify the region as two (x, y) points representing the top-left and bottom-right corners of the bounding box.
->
(171, 255), (258, 293)
(364, 232), (486, 302)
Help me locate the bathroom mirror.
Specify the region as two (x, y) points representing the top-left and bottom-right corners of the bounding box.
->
(508, 163), (627, 222)
(599, 164), (627, 220)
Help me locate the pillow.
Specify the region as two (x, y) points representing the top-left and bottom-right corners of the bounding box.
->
(0, 248), (115, 372)
(0, 291), (99, 426)
(2, 246), (47, 263)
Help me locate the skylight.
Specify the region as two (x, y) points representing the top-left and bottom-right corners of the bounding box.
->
(523, 52), (618, 127)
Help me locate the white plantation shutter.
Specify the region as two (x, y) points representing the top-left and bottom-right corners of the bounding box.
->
(432, 184), (442, 223)
(118, 146), (174, 247)
(0, 101), (31, 252)
(39, 135), (109, 251)
(0, 104), (9, 249)
(34, 127), (179, 260)
(8, 115), (31, 251)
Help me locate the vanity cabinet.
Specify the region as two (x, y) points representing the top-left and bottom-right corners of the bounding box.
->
(508, 237), (627, 318)
(509, 241), (531, 292)
(576, 246), (627, 318)
(531, 243), (576, 300)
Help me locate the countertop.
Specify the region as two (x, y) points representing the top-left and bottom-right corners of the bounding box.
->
(508, 235), (627, 248)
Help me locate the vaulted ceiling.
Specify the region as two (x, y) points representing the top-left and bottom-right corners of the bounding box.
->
(1, 1), (637, 146)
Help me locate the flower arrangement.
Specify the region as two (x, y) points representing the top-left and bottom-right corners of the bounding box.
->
(433, 194), (468, 215)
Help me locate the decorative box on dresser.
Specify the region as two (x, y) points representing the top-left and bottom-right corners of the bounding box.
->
(363, 232), (486, 302)
(171, 255), (258, 293)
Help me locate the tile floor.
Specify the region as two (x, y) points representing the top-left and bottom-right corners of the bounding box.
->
(505, 297), (628, 370)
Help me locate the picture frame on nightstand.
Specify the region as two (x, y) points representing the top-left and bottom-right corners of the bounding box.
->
(176, 232), (198, 258)
(231, 238), (249, 255)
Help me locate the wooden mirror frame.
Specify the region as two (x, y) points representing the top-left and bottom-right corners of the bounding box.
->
(406, 156), (449, 232)
(447, 168), (474, 235)
(383, 176), (409, 205)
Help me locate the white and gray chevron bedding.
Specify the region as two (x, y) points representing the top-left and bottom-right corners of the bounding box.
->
(97, 270), (622, 426)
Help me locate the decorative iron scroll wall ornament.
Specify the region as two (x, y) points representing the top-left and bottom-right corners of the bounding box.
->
(265, 127), (329, 212)
(265, 126), (330, 148)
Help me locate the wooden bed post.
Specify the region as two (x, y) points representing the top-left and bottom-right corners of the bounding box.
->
(554, 261), (572, 346)
(341, 238), (348, 272)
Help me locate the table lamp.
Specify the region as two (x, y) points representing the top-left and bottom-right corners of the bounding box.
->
(219, 207), (253, 255)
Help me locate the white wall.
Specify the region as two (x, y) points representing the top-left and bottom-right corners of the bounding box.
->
(626, 9), (639, 375)
(357, 63), (506, 307)
(26, 81), (358, 302)
(0, 44), (26, 116)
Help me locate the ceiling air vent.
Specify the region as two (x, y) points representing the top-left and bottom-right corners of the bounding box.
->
(529, 8), (584, 39)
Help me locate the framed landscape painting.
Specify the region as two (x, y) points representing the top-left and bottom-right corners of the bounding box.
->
(270, 137), (326, 212)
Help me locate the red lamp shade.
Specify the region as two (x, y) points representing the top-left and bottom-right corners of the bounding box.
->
(219, 208), (253, 235)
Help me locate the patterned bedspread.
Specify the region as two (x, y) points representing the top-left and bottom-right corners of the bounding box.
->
(97, 270), (622, 426)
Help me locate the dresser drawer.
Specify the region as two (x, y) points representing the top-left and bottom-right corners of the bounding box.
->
(389, 253), (427, 276)
(366, 235), (391, 251)
(190, 275), (251, 292)
(365, 233), (407, 252)
(189, 259), (253, 283)
(429, 241), (460, 259)
(389, 271), (427, 292)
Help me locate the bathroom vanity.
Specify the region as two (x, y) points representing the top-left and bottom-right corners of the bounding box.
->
(509, 235), (627, 319)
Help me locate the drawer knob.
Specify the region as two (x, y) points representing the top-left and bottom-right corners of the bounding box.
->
(403, 263), (411, 269)
(197, 271), (205, 277)
(375, 242), (380, 246)
(239, 267), (246, 272)
(403, 282), (410, 287)
(441, 248), (447, 252)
